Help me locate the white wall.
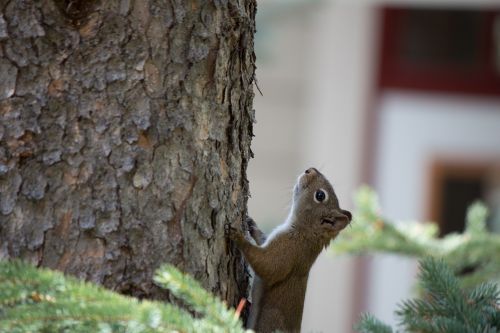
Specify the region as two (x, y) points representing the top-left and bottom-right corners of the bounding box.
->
(371, 91), (500, 325)
(300, 3), (376, 333)
(248, 1), (500, 330)
(248, 2), (314, 228)
(248, 1), (376, 332)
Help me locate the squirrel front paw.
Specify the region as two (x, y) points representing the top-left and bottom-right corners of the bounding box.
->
(246, 217), (266, 245)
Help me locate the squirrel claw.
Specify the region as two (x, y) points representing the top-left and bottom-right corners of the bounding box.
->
(225, 223), (242, 242)
(224, 223), (235, 237)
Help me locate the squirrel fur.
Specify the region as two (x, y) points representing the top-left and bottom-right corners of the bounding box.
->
(226, 167), (352, 333)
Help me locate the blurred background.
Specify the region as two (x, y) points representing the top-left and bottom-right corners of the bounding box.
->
(247, 0), (500, 331)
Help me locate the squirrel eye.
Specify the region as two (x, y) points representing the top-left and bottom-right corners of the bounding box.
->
(314, 189), (328, 203)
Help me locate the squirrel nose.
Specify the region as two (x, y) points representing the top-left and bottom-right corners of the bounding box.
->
(304, 168), (318, 175)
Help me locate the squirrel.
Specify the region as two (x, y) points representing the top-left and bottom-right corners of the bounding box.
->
(226, 167), (352, 333)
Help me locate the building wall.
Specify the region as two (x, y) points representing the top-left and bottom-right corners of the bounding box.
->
(248, 0), (500, 331)
(370, 91), (500, 325)
(248, 2), (376, 332)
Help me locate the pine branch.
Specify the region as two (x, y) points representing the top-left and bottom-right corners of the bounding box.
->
(0, 260), (248, 333)
(356, 258), (500, 333)
(396, 259), (500, 333)
(331, 186), (500, 288)
(154, 264), (244, 331)
(355, 313), (393, 333)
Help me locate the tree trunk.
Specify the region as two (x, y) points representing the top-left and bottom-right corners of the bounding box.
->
(0, 0), (256, 307)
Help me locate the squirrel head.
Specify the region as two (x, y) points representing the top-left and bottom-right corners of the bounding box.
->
(291, 168), (352, 241)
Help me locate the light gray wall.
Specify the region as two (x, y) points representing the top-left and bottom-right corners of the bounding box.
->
(248, 1), (500, 331)
(371, 92), (500, 325)
(248, 1), (376, 331)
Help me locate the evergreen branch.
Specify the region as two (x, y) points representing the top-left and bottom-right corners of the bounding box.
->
(332, 186), (500, 288)
(343, 188), (500, 332)
(394, 258), (500, 333)
(354, 313), (393, 333)
(154, 264), (245, 331)
(0, 260), (247, 333)
(356, 258), (500, 333)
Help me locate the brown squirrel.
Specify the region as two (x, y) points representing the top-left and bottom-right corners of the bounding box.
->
(226, 167), (352, 333)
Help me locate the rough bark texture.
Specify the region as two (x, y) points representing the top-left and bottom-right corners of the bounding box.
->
(0, 0), (256, 306)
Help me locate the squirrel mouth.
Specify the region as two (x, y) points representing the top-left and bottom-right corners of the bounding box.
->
(321, 218), (336, 226)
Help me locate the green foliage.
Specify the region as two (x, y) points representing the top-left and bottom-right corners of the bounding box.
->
(356, 258), (500, 333)
(0, 261), (247, 333)
(335, 188), (500, 332)
(331, 186), (500, 287)
(154, 264), (244, 331)
(355, 314), (393, 333)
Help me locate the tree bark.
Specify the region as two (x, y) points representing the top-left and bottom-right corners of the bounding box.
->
(0, 0), (255, 307)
